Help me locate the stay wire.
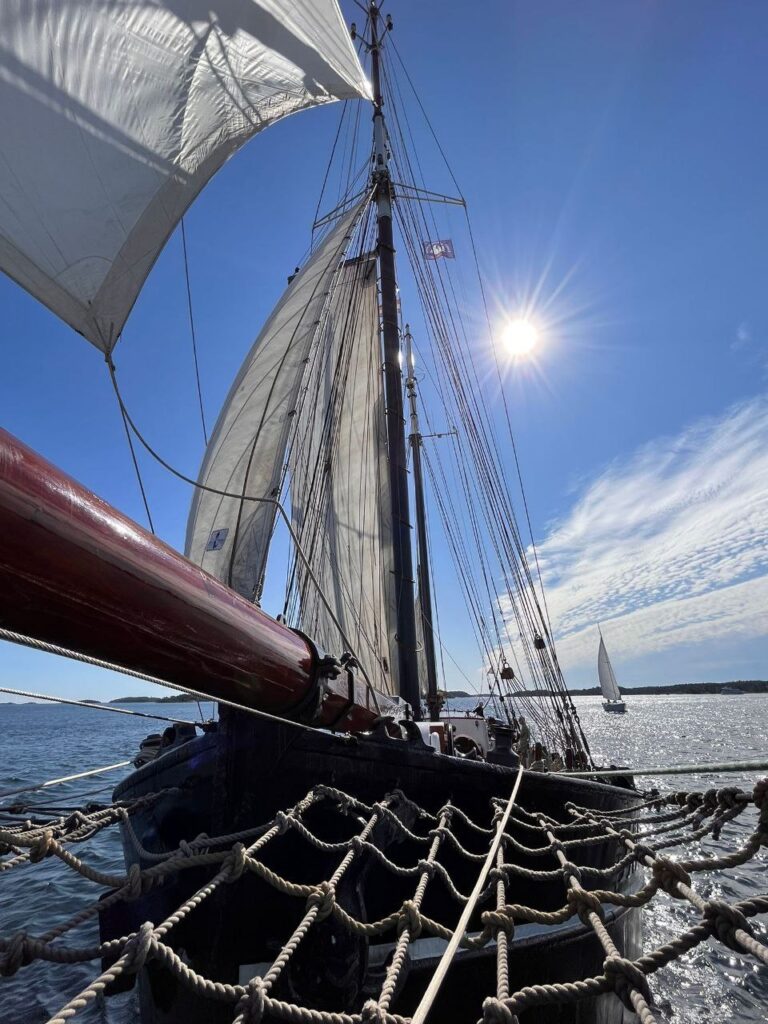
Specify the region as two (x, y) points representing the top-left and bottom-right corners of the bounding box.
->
(0, 626), (348, 741)
(383, 59), (536, 628)
(382, 59), (578, 753)
(0, 760), (133, 803)
(391, 136), (577, 745)
(180, 217), (208, 445)
(314, 102), (347, 226)
(393, 35), (563, 680)
(464, 205), (557, 652)
(0, 686), (203, 729)
(388, 34), (465, 202)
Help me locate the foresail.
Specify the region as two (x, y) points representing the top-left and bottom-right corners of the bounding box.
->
(597, 636), (621, 702)
(185, 202), (367, 599)
(0, 1), (370, 350)
(288, 254), (399, 695)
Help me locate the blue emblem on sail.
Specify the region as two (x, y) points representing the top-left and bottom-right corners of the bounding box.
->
(423, 239), (455, 260)
(206, 528), (229, 552)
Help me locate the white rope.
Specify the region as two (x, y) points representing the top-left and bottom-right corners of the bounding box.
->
(0, 761), (131, 801)
(0, 686), (200, 727)
(0, 627), (345, 740)
(410, 764), (524, 1024)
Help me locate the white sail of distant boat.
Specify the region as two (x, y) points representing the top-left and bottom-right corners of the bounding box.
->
(598, 631), (626, 712)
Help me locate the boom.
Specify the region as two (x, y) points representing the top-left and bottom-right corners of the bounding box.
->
(0, 429), (394, 732)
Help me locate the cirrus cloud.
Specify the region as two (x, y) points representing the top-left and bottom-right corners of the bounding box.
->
(532, 395), (768, 678)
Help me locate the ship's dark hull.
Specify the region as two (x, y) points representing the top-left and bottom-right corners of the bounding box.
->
(108, 710), (642, 1024)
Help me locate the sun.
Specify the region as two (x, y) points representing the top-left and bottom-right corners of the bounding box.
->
(502, 318), (539, 357)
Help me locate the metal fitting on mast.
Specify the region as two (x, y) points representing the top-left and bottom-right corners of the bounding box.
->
(370, 4), (392, 211)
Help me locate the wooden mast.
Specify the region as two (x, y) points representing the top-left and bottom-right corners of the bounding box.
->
(404, 326), (440, 719)
(368, 3), (421, 718)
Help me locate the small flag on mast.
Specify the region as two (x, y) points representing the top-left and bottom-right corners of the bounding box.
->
(423, 239), (455, 260)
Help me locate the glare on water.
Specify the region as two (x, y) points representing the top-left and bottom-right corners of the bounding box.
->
(1, 694), (766, 1022)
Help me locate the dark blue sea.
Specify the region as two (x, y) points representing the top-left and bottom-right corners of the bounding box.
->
(1, 695), (766, 1023)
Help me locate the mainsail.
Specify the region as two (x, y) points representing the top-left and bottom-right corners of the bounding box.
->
(185, 202), (367, 599)
(287, 252), (399, 695)
(0, 0), (370, 349)
(597, 635), (622, 702)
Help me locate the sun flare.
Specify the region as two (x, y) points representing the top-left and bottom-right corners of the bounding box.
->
(503, 318), (539, 357)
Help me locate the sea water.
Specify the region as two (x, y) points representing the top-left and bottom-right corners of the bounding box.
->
(1, 695), (766, 1022)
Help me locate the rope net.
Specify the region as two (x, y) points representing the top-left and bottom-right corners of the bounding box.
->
(1, 778), (766, 1024)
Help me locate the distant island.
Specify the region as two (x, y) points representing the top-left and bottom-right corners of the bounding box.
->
(111, 694), (200, 704)
(4, 681), (765, 707)
(444, 680), (768, 698)
(546, 679), (767, 696)
(585, 682), (766, 696)
(105, 681), (768, 703)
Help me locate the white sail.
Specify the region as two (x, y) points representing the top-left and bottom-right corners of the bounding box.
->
(597, 635), (622, 702)
(0, 0), (370, 349)
(288, 254), (399, 695)
(185, 202), (367, 599)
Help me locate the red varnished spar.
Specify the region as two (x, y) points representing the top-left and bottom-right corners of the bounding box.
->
(0, 429), (389, 731)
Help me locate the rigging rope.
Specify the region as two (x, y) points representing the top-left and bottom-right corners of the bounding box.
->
(387, 48), (567, 699)
(102, 353), (381, 710)
(386, 39), (560, 666)
(377, 52), (592, 759)
(0, 760), (131, 802)
(0, 686), (202, 729)
(390, 179), (564, 745)
(312, 99), (350, 243)
(0, 627), (351, 741)
(180, 217), (208, 445)
(111, 373), (155, 534)
(411, 765), (524, 1024)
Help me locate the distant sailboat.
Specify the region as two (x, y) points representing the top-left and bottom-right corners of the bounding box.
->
(598, 630), (627, 713)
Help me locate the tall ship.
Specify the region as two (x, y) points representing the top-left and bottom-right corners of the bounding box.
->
(0, 3), (647, 1022)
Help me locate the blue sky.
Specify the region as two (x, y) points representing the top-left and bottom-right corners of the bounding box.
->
(1, 0), (767, 699)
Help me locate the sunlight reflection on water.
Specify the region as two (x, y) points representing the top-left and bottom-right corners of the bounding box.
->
(1, 695), (766, 1022)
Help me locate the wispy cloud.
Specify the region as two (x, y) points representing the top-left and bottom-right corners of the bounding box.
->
(729, 320), (768, 380)
(532, 395), (768, 673)
(729, 321), (752, 352)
